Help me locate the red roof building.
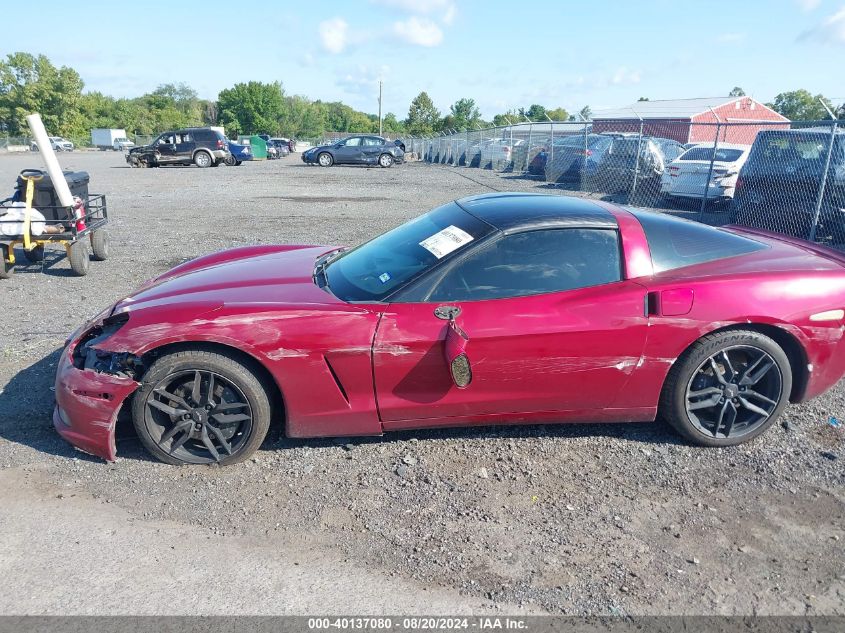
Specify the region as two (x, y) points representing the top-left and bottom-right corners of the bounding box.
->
(591, 96), (790, 144)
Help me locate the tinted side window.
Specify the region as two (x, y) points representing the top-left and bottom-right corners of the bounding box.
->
(633, 210), (768, 273)
(429, 229), (622, 302)
(193, 130), (213, 142)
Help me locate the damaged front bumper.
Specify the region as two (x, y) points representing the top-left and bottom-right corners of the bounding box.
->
(53, 314), (141, 461)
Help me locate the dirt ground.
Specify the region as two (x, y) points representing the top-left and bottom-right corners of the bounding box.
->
(0, 152), (842, 615)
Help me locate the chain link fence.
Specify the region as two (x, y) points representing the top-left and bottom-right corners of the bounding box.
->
(407, 119), (844, 247)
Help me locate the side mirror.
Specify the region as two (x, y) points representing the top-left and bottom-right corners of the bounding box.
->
(444, 318), (472, 389)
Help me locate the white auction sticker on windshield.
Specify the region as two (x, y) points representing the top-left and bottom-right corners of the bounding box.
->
(419, 225), (474, 259)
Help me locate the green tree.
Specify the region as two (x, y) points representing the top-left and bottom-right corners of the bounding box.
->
(768, 89), (835, 121)
(546, 106), (570, 121)
(0, 52), (85, 137)
(381, 112), (405, 134)
(729, 86), (746, 97)
(217, 81), (285, 136)
(524, 104), (547, 121)
(405, 91), (440, 136)
(448, 97), (481, 130)
(637, 97), (649, 102)
(578, 105), (592, 121)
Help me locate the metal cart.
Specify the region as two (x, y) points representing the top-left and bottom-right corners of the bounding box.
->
(0, 169), (109, 278)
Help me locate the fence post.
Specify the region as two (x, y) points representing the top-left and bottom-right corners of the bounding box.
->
(524, 122), (533, 174)
(698, 122), (722, 221)
(630, 119), (645, 200)
(581, 124), (589, 190)
(549, 122), (555, 173)
(809, 120), (839, 243)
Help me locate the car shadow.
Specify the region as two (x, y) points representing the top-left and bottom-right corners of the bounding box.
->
(0, 348), (102, 463)
(3, 348), (681, 465)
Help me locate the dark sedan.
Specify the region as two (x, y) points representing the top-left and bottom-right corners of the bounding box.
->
(302, 135), (404, 168)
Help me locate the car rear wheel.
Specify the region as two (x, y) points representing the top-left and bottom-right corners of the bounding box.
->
(318, 152), (333, 167)
(660, 329), (791, 447)
(132, 350), (272, 465)
(378, 153), (394, 168)
(194, 151), (212, 168)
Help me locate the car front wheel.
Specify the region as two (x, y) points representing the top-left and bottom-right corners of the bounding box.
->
(132, 349), (272, 465)
(660, 329), (791, 447)
(318, 152), (333, 167)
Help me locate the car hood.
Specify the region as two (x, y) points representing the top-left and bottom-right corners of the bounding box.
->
(114, 245), (344, 314)
(128, 144), (152, 154)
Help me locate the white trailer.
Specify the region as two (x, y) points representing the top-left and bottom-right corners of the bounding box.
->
(91, 129), (135, 151)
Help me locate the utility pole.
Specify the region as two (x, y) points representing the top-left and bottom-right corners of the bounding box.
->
(378, 80), (383, 136)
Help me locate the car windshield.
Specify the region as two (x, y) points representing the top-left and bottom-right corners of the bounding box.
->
(325, 202), (495, 302)
(746, 132), (842, 175)
(679, 147), (744, 162)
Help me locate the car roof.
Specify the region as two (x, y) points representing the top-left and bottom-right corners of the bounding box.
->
(455, 193), (617, 231)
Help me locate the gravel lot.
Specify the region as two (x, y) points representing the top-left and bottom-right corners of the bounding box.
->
(0, 152), (843, 615)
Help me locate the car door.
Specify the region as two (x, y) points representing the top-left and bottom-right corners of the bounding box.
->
(174, 131), (194, 163)
(155, 133), (178, 163)
(361, 137), (382, 163)
(373, 227), (649, 426)
(335, 137), (363, 164)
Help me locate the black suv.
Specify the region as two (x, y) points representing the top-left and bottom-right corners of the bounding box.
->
(126, 128), (229, 168)
(733, 128), (845, 241)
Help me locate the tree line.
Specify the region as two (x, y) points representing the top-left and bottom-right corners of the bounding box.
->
(0, 53), (841, 145)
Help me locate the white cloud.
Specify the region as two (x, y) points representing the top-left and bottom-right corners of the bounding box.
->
(319, 17), (349, 54)
(799, 6), (845, 44)
(442, 4), (457, 25)
(610, 67), (642, 86)
(797, 0), (821, 10)
(393, 16), (444, 47)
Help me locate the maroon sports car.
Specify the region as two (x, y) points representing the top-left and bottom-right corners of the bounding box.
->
(55, 193), (845, 465)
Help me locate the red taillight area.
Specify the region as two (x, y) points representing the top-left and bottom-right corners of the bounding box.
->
(217, 139), (225, 149)
(576, 150), (593, 157)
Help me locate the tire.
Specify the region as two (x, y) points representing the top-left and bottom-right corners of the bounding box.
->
(0, 245), (14, 279)
(194, 150), (212, 168)
(378, 153), (394, 168)
(224, 155), (236, 167)
(67, 240), (90, 276)
(317, 152), (333, 167)
(131, 349), (272, 466)
(22, 245), (45, 263)
(659, 329), (792, 447)
(235, 160), (242, 166)
(90, 229), (109, 261)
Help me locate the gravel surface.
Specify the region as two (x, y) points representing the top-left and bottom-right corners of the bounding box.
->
(0, 152), (843, 615)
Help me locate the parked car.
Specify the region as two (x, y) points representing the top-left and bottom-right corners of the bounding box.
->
(126, 128), (229, 168)
(542, 134), (614, 183)
(583, 134), (686, 194)
(660, 143), (751, 203)
(270, 139), (291, 157)
(225, 140), (252, 166)
(480, 138), (525, 170)
(302, 135), (404, 167)
(733, 128), (845, 241)
(31, 136), (74, 152)
(55, 192), (845, 465)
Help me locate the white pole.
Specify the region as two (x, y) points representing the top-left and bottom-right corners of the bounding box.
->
(26, 113), (74, 207)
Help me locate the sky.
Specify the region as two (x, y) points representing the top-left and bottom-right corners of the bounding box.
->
(4, 0), (844, 119)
